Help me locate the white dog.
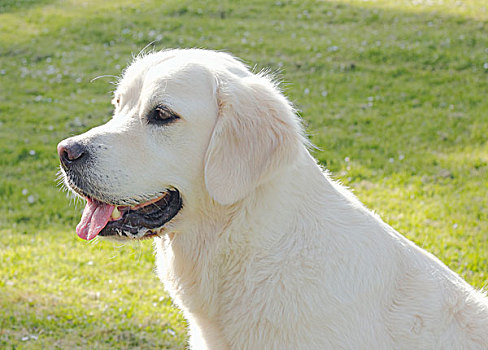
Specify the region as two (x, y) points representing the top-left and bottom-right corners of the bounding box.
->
(58, 49), (488, 349)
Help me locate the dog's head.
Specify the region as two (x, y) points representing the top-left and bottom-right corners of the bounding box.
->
(58, 49), (303, 241)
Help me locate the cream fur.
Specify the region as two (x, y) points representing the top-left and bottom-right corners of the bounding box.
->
(65, 49), (488, 349)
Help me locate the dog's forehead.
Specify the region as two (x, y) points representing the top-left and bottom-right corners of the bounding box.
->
(146, 60), (215, 93)
(116, 49), (252, 98)
(116, 52), (222, 106)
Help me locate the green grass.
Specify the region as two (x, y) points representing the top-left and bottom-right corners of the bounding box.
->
(0, 229), (186, 348)
(1, 0), (487, 348)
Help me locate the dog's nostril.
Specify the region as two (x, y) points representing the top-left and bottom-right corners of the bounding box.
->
(61, 149), (71, 162)
(58, 141), (86, 165)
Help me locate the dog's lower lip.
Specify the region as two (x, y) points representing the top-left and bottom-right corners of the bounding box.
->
(98, 189), (182, 239)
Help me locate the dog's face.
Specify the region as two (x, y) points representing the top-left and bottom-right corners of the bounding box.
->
(58, 49), (301, 241)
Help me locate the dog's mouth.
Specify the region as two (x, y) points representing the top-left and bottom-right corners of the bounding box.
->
(76, 189), (182, 241)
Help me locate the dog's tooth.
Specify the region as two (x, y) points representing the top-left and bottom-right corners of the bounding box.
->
(112, 206), (121, 220)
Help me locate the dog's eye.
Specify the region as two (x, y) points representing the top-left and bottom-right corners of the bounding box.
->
(156, 107), (174, 120)
(148, 106), (179, 125)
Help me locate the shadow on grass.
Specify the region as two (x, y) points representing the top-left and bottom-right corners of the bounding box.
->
(0, 0), (57, 14)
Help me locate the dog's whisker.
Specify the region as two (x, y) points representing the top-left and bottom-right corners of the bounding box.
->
(152, 202), (164, 213)
(90, 74), (119, 83)
(135, 40), (158, 60)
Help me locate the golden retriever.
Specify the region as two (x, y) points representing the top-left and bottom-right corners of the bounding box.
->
(58, 49), (488, 349)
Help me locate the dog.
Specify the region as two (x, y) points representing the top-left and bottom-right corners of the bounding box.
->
(58, 49), (488, 349)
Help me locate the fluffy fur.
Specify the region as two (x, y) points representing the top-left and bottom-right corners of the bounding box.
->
(63, 49), (488, 349)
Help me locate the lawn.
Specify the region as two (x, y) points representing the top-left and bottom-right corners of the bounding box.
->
(1, 0), (487, 348)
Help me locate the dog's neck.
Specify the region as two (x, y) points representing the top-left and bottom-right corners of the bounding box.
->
(156, 147), (364, 297)
(154, 146), (394, 349)
(226, 147), (371, 237)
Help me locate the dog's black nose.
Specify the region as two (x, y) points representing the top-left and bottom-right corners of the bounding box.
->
(57, 140), (86, 167)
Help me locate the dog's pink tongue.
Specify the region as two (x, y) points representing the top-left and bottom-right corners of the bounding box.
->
(76, 199), (114, 240)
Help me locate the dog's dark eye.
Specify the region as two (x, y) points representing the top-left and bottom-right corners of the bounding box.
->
(148, 106), (179, 125)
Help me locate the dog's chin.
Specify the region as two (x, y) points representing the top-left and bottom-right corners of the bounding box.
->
(98, 229), (161, 242)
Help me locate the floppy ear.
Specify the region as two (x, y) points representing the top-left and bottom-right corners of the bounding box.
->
(204, 74), (302, 205)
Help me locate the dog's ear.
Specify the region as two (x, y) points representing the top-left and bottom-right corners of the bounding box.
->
(204, 74), (302, 205)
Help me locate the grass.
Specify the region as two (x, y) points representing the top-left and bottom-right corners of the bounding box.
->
(1, 229), (186, 348)
(1, 0), (487, 348)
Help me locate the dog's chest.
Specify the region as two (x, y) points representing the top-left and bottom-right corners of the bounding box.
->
(155, 235), (222, 314)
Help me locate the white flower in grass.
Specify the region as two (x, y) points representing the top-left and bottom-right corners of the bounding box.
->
(46, 65), (56, 75)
